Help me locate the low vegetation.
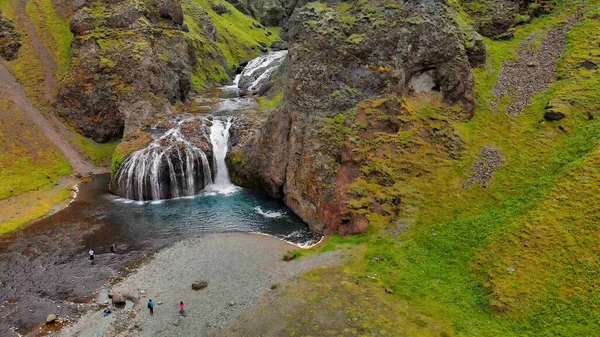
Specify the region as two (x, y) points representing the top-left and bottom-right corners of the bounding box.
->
(284, 1), (600, 335)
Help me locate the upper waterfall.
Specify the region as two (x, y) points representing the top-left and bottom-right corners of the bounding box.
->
(238, 50), (287, 93)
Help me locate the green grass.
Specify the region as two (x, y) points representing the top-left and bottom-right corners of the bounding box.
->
(287, 1), (600, 335)
(257, 90), (283, 110)
(75, 134), (118, 167)
(0, 188), (71, 235)
(0, 98), (72, 200)
(25, 0), (73, 75)
(184, 0), (281, 88)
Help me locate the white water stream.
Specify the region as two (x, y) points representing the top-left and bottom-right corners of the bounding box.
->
(205, 118), (238, 195)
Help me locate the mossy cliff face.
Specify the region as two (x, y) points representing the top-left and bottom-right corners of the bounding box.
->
(229, 0), (484, 234)
(459, 0), (556, 39)
(56, 0), (191, 143)
(0, 12), (21, 60)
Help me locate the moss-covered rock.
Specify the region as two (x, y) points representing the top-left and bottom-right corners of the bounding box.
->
(460, 0), (556, 39)
(0, 13), (21, 60)
(230, 0), (483, 234)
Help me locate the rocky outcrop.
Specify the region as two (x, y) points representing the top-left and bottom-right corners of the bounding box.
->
(56, 0), (191, 143)
(461, 0), (556, 39)
(0, 13), (21, 61)
(229, 0), (483, 234)
(227, 0), (309, 26)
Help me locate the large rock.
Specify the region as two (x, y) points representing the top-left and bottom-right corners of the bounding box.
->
(461, 0), (556, 39)
(56, 0), (191, 143)
(0, 13), (21, 61)
(192, 280), (208, 290)
(111, 292), (126, 305)
(45, 314), (57, 324)
(229, 0), (481, 234)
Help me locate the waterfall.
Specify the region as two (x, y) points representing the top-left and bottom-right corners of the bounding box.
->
(205, 117), (238, 194)
(238, 50), (287, 93)
(113, 52), (290, 201)
(112, 119), (213, 201)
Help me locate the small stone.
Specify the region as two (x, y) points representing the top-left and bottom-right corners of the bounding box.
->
(507, 267), (515, 275)
(526, 62), (537, 67)
(282, 254), (296, 261)
(229, 302), (235, 307)
(385, 288), (394, 294)
(192, 280), (208, 291)
(157, 301), (163, 305)
(580, 60), (598, 70)
(270, 284), (278, 290)
(46, 314), (57, 324)
(139, 290), (146, 295)
(373, 256), (383, 262)
(544, 111), (566, 121)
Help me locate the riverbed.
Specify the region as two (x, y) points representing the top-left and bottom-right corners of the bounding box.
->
(0, 174), (318, 336)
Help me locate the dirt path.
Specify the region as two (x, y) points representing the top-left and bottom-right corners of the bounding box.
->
(10, 0), (60, 104)
(0, 63), (104, 175)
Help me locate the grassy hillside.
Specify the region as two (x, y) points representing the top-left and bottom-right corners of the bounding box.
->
(183, 0), (281, 88)
(274, 1), (600, 335)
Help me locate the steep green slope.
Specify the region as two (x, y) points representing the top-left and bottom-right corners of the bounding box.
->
(246, 1), (600, 335)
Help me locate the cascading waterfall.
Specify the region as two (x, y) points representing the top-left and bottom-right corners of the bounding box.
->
(205, 117), (237, 194)
(238, 50), (288, 93)
(113, 51), (289, 201)
(113, 121), (213, 201)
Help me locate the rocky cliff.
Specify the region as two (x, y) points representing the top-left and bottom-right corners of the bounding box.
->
(229, 0), (485, 234)
(55, 0), (191, 143)
(460, 0), (556, 39)
(57, 0), (283, 144)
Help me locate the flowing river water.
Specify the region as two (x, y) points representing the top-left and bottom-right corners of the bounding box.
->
(0, 51), (319, 335)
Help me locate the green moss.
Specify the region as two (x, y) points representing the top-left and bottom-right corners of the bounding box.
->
(0, 98), (72, 201)
(183, 0), (281, 88)
(25, 0), (73, 75)
(110, 130), (152, 175)
(286, 1), (600, 335)
(345, 33), (364, 44)
(75, 135), (118, 167)
(257, 90), (283, 110)
(0, 188), (71, 235)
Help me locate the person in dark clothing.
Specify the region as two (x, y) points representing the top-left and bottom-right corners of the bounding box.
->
(89, 249), (95, 262)
(148, 299), (155, 315)
(110, 244), (116, 254)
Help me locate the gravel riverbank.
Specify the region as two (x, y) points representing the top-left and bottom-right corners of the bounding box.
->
(59, 233), (343, 337)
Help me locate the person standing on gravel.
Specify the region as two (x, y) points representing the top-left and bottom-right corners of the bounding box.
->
(179, 301), (185, 316)
(148, 299), (155, 315)
(88, 249), (94, 263)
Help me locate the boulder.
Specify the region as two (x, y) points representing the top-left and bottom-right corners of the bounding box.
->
(111, 292), (126, 305)
(0, 14), (21, 61)
(581, 60), (598, 70)
(544, 111), (566, 121)
(57, 0), (191, 143)
(270, 40), (289, 51)
(282, 253), (296, 261)
(256, 81), (274, 96)
(46, 314), (57, 324)
(192, 280), (208, 290)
